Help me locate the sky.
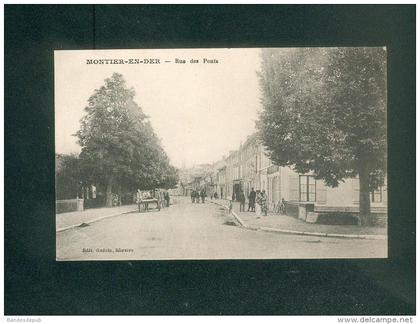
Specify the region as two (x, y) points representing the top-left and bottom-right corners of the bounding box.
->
(55, 48), (262, 168)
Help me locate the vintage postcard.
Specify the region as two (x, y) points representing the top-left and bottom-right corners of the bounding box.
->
(55, 48), (388, 260)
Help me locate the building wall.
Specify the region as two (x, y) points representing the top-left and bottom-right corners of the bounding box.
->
(240, 136), (258, 198)
(256, 144), (270, 195)
(225, 153), (234, 198)
(267, 169), (281, 208)
(280, 166), (387, 210)
(215, 167), (226, 199)
(213, 133), (387, 212)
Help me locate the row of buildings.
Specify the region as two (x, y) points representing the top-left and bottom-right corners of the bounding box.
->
(181, 133), (387, 215)
(177, 164), (214, 197)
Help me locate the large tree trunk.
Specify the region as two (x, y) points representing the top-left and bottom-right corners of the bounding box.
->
(358, 166), (371, 226)
(105, 176), (114, 207)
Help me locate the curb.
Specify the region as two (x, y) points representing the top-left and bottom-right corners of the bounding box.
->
(259, 227), (386, 240)
(56, 208), (138, 233)
(210, 201), (386, 240)
(210, 200), (246, 227)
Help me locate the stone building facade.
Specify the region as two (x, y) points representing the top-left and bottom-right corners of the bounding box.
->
(213, 133), (388, 214)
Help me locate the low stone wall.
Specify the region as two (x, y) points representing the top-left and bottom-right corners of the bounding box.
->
(56, 198), (84, 214)
(370, 213), (388, 227)
(314, 212), (360, 225)
(285, 202), (299, 217)
(287, 202), (387, 227)
(315, 205), (387, 214)
(305, 211), (387, 226)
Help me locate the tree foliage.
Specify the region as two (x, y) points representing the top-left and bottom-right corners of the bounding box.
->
(76, 73), (178, 206)
(257, 48), (387, 224)
(55, 153), (82, 200)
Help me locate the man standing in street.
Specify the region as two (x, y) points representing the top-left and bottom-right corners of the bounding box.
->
(248, 187), (256, 212)
(239, 190), (246, 212)
(164, 190), (170, 207)
(136, 189), (142, 213)
(156, 189), (162, 210)
(160, 190), (165, 209)
(200, 189), (206, 203)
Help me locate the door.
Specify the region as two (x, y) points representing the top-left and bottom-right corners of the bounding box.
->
(233, 183), (241, 201)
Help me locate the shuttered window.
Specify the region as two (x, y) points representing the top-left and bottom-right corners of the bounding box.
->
(372, 188), (381, 202)
(299, 175), (316, 202)
(382, 186), (387, 204)
(371, 186), (385, 203)
(353, 178), (388, 204)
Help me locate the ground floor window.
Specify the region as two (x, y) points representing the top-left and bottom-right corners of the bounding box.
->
(371, 186), (383, 202)
(299, 175), (316, 202)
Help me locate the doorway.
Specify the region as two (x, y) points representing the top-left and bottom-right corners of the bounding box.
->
(233, 182), (242, 201)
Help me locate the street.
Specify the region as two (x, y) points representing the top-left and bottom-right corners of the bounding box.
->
(56, 197), (387, 260)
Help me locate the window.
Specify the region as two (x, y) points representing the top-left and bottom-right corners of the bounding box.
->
(299, 175), (316, 202)
(371, 187), (382, 203)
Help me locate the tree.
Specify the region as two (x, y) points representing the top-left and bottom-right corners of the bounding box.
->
(258, 48), (387, 225)
(55, 153), (83, 200)
(157, 155), (179, 189)
(76, 73), (178, 206)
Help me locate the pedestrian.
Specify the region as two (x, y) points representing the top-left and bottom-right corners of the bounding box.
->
(214, 192), (218, 199)
(255, 190), (262, 217)
(194, 190), (199, 203)
(164, 190), (170, 207)
(200, 189), (206, 203)
(160, 190), (165, 208)
(191, 190), (195, 203)
(280, 198), (286, 215)
(239, 190), (246, 212)
(261, 190), (268, 216)
(156, 189), (162, 210)
(136, 189), (142, 213)
(248, 187), (256, 212)
(232, 192), (235, 202)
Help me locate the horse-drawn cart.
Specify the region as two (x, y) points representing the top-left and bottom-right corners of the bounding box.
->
(137, 198), (161, 212)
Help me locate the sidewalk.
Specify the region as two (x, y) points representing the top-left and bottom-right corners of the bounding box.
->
(212, 200), (387, 239)
(56, 204), (137, 231)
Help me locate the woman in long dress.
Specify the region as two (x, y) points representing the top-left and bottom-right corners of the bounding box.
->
(255, 190), (262, 217)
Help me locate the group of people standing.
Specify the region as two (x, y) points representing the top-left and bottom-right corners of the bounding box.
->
(235, 188), (268, 217)
(191, 189), (207, 203)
